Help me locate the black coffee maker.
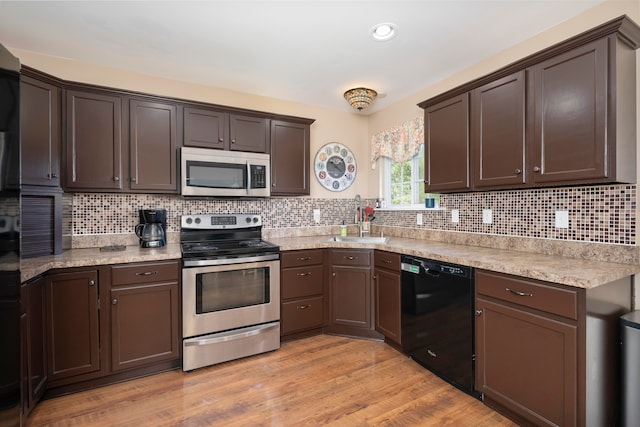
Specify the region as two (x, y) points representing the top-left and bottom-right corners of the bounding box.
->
(135, 209), (167, 248)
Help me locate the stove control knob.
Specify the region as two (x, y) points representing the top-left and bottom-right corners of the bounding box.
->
(195, 217), (201, 224)
(185, 217), (193, 225)
(246, 217), (252, 223)
(253, 217), (259, 223)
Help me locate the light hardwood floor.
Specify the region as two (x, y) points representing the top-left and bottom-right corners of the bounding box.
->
(28, 335), (517, 426)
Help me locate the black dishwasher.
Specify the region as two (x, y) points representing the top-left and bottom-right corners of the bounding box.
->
(401, 255), (477, 398)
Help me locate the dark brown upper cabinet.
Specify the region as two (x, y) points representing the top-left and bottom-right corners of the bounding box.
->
(129, 99), (178, 192)
(471, 71), (526, 189)
(229, 114), (270, 153)
(183, 107), (228, 150)
(419, 16), (639, 192)
(423, 93), (470, 192)
(270, 120), (311, 196)
(530, 37), (635, 185)
(65, 89), (123, 191)
(21, 74), (61, 187)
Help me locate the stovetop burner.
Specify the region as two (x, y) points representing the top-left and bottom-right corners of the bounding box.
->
(180, 214), (279, 265)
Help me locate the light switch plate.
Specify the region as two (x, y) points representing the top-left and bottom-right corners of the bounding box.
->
(416, 213), (423, 225)
(482, 209), (493, 224)
(451, 209), (460, 223)
(313, 209), (321, 224)
(555, 210), (569, 229)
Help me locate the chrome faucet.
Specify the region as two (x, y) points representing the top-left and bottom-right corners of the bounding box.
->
(354, 194), (362, 236)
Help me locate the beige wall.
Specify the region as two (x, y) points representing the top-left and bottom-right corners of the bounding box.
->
(9, 48), (372, 201)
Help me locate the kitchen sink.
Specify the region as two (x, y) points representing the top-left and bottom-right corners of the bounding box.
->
(327, 236), (389, 244)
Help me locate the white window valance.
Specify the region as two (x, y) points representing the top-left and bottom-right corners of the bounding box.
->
(370, 116), (424, 164)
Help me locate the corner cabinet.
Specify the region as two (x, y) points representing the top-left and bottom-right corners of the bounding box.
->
(270, 119), (313, 196)
(475, 269), (631, 427)
(419, 16), (639, 192)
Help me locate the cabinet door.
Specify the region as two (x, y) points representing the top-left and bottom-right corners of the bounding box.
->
(270, 120), (310, 195)
(110, 282), (180, 371)
(26, 277), (47, 408)
(129, 99), (178, 192)
(531, 38), (608, 184)
(20, 76), (61, 187)
(374, 267), (401, 344)
(475, 296), (578, 427)
(229, 114), (269, 153)
(424, 93), (470, 192)
(45, 270), (100, 381)
(65, 90), (123, 191)
(330, 265), (371, 329)
(184, 107), (229, 149)
(471, 71), (526, 188)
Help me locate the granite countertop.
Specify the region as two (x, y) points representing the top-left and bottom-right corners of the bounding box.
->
(20, 236), (640, 289)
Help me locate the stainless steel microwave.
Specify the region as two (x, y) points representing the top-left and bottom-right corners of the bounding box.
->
(180, 147), (270, 197)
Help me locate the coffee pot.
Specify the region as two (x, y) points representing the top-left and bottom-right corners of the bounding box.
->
(135, 209), (167, 248)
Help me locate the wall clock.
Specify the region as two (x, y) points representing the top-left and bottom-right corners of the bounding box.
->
(314, 142), (357, 192)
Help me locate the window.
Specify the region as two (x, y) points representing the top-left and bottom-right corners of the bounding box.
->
(381, 145), (438, 209)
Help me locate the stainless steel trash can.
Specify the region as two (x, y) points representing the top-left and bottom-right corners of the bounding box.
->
(621, 311), (640, 427)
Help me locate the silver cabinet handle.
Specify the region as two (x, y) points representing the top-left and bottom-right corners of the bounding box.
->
(218, 137), (224, 142)
(296, 272), (311, 277)
(297, 304), (311, 310)
(427, 349), (437, 358)
(111, 298), (118, 305)
(296, 256), (311, 261)
(506, 288), (533, 297)
(136, 271), (158, 276)
(131, 177), (137, 182)
(345, 256), (357, 260)
(114, 176), (120, 182)
(382, 259), (392, 264)
(533, 166), (541, 172)
(88, 280), (96, 286)
(515, 168), (522, 175)
(475, 309), (483, 316)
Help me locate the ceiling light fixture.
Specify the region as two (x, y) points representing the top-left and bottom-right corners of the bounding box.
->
(370, 23), (398, 41)
(344, 87), (378, 111)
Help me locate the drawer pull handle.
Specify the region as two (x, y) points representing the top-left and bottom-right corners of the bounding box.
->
(136, 271), (158, 276)
(427, 349), (437, 358)
(297, 272), (311, 277)
(296, 256), (311, 261)
(383, 260), (392, 264)
(297, 304), (311, 310)
(345, 256), (357, 260)
(506, 288), (533, 297)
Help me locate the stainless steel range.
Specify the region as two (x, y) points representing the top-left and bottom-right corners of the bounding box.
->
(181, 214), (280, 371)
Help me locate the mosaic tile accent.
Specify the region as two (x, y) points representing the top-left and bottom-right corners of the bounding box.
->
(70, 184), (636, 247)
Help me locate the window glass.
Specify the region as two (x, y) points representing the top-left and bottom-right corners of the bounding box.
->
(384, 145), (439, 208)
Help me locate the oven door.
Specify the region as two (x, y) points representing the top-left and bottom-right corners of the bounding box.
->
(182, 258), (280, 338)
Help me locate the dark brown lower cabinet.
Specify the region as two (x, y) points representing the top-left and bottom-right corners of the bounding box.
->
(326, 249), (383, 340)
(110, 282), (180, 371)
(45, 269), (102, 384)
(374, 251), (401, 345)
(21, 277), (47, 417)
(475, 269), (631, 427)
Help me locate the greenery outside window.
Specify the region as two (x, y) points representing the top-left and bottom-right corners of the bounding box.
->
(381, 145), (439, 209)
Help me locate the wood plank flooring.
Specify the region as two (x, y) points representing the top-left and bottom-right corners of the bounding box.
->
(28, 335), (517, 426)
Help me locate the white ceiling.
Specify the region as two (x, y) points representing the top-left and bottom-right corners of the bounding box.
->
(0, 0), (605, 114)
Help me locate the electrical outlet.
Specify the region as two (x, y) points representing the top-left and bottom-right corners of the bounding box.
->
(416, 213), (423, 225)
(482, 209), (493, 224)
(451, 209), (460, 223)
(555, 210), (569, 229)
(313, 209), (321, 224)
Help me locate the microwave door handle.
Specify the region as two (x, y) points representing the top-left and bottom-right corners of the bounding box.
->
(246, 160), (251, 195)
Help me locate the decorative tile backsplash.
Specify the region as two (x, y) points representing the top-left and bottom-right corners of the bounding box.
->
(71, 184), (636, 246)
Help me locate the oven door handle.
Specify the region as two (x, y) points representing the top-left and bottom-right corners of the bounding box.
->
(184, 323), (279, 346)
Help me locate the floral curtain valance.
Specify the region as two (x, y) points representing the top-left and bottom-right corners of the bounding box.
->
(370, 116), (424, 164)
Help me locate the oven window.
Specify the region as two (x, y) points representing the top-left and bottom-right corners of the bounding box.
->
(186, 160), (247, 189)
(196, 267), (270, 313)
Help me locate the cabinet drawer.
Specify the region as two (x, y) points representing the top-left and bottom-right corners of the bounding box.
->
(476, 270), (578, 320)
(331, 250), (371, 267)
(282, 265), (324, 300)
(112, 261), (180, 286)
(374, 250), (400, 271)
(281, 296), (323, 335)
(281, 249), (325, 268)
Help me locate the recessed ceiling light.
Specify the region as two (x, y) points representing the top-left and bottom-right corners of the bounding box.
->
(370, 23), (398, 41)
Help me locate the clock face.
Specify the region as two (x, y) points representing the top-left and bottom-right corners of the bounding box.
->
(314, 143), (356, 192)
